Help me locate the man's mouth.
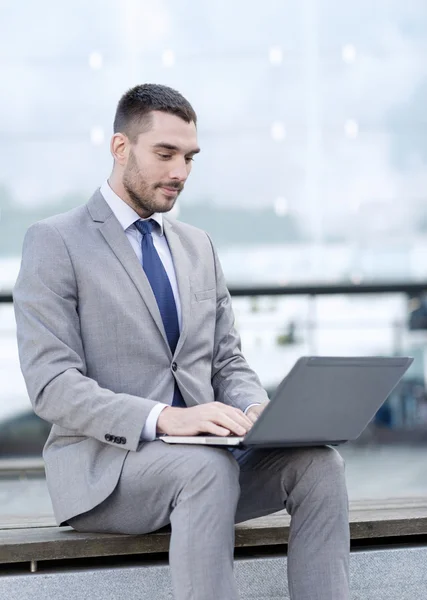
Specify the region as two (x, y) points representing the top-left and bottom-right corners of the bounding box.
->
(158, 184), (182, 197)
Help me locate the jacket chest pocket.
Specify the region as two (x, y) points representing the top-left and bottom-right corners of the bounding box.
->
(189, 288), (216, 338)
(193, 288), (216, 302)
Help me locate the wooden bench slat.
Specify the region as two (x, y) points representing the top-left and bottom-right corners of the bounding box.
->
(2, 496), (426, 531)
(1, 498), (427, 564)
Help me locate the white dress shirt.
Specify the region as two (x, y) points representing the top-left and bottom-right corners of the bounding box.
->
(100, 180), (259, 442)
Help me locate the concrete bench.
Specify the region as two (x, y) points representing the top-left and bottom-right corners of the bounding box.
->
(1, 498), (427, 599)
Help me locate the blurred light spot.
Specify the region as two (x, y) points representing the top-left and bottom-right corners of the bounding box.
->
(89, 51), (103, 70)
(342, 44), (356, 63)
(345, 119), (359, 138)
(350, 273), (363, 285)
(274, 196), (289, 216)
(269, 46), (283, 65)
(162, 50), (175, 67)
(271, 121), (286, 141)
(90, 127), (105, 145)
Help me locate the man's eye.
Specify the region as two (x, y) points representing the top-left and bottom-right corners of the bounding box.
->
(158, 154), (172, 160)
(185, 157), (194, 163)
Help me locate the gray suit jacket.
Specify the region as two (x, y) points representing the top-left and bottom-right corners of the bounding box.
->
(13, 189), (268, 525)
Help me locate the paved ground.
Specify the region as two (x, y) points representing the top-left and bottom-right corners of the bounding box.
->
(1, 445), (427, 523)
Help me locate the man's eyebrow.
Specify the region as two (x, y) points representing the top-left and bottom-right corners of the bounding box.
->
(152, 142), (201, 155)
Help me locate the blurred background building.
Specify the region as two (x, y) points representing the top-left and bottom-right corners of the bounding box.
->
(1, 0), (427, 518)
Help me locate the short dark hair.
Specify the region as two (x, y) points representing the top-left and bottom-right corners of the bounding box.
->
(113, 83), (197, 142)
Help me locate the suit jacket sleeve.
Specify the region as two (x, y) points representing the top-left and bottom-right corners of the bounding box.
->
(207, 235), (269, 412)
(13, 222), (159, 452)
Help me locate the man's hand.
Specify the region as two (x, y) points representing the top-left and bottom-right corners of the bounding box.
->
(157, 402), (254, 437)
(246, 403), (268, 424)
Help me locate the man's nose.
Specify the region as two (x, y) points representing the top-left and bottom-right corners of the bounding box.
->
(169, 159), (189, 182)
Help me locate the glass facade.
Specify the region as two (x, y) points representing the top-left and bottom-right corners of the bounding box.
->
(1, 0), (427, 287)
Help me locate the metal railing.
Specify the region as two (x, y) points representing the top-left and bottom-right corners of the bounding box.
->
(2, 281), (427, 303)
(0, 458), (45, 478)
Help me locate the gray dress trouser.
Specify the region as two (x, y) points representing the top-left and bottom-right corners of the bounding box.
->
(69, 442), (350, 600)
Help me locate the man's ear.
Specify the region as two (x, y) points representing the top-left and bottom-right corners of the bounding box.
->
(110, 133), (129, 166)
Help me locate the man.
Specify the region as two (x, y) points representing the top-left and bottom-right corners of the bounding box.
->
(13, 84), (349, 599)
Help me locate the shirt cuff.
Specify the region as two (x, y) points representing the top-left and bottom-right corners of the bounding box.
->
(244, 403), (261, 414)
(140, 403), (169, 442)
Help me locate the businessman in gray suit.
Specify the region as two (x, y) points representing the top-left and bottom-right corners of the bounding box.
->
(14, 84), (350, 599)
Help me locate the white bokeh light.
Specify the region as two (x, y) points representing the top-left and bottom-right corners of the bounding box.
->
(270, 121), (286, 141)
(274, 196), (289, 216)
(344, 119), (359, 138)
(269, 46), (283, 65)
(88, 51), (103, 70)
(90, 127), (105, 145)
(162, 49), (175, 67)
(342, 44), (357, 63)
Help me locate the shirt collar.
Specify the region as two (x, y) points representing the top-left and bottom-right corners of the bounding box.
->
(100, 180), (164, 235)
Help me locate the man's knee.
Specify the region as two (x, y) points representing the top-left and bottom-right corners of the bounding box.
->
(312, 446), (345, 476)
(171, 446), (240, 500)
(286, 446), (347, 505)
(302, 447), (347, 504)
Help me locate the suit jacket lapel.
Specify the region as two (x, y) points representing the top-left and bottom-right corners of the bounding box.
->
(163, 217), (191, 356)
(87, 190), (171, 354)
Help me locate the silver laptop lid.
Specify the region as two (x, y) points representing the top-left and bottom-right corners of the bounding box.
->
(243, 356), (413, 446)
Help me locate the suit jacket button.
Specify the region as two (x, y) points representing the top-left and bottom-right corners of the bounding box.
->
(105, 434), (111, 442)
(172, 362), (178, 372)
(120, 437), (127, 444)
(113, 436), (121, 444)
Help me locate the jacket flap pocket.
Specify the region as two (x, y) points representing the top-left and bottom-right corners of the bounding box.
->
(194, 288), (216, 302)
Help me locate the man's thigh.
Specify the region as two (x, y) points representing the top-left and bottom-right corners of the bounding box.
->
(69, 441), (237, 534)
(233, 445), (344, 523)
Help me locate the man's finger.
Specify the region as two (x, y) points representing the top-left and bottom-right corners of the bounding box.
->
(213, 413), (249, 436)
(216, 405), (253, 429)
(203, 422), (231, 437)
(247, 411), (258, 424)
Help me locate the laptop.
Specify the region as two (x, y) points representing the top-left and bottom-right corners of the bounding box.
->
(159, 356), (413, 448)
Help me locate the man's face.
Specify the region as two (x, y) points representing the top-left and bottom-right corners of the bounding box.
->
(121, 111), (199, 217)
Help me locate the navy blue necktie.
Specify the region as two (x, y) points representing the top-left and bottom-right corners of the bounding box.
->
(134, 219), (186, 407)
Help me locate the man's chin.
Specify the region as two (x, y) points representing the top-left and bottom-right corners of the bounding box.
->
(154, 189), (179, 212)
(150, 199), (176, 214)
